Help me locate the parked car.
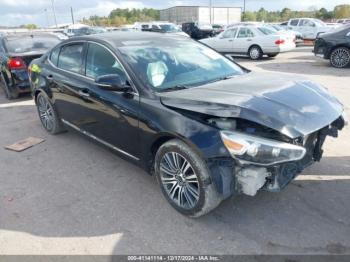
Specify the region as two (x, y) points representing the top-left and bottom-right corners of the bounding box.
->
(0, 33), (61, 99)
(267, 24), (303, 42)
(139, 22), (189, 37)
(314, 24), (350, 68)
(182, 22), (214, 40)
(200, 25), (296, 60)
(337, 19), (350, 24)
(286, 18), (337, 40)
(29, 32), (346, 217)
(212, 24), (225, 36)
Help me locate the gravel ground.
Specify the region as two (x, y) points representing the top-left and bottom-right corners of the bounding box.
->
(0, 47), (349, 255)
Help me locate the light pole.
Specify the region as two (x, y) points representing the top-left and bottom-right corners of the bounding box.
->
(209, 0), (212, 24)
(44, 8), (49, 28)
(243, 0), (246, 21)
(51, 0), (58, 28)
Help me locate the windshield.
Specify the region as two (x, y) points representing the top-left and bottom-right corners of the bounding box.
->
(270, 25), (283, 31)
(258, 26), (277, 35)
(159, 24), (181, 33)
(119, 38), (244, 91)
(5, 35), (60, 53)
(313, 19), (326, 27)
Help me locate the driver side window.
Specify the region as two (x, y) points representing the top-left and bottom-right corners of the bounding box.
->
(85, 43), (127, 80)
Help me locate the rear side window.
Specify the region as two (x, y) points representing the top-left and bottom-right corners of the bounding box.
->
(50, 47), (60, 66)
(85, 43), (127, 80)
(58, 44), (84, 74)
(290, 19), (299, 26)
(237, 28), (254, 38)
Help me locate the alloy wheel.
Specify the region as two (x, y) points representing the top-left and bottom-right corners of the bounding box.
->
(160, 152), (200, 209)
(37, 95), (54, 131)
(331, 48), (350, 68)
(249, 47), (261, 60)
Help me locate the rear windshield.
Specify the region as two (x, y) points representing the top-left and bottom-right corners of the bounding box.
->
(258, 27), (277, 35)
(4, 35), (60, 54)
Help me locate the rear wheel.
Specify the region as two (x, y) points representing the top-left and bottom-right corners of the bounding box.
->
(248, 46), (263, 60)
(155, 139), (222, 217)
(0, 72), (18, 100)
(330, 47), (350, 68)
(36, 92), (65, 135)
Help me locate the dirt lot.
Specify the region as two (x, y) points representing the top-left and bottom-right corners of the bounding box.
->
(0, 47), (349, 255)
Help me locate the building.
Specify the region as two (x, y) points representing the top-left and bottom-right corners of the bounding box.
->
(160, 6), (242, 25)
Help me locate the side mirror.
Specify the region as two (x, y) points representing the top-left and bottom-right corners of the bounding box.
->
(95, 74), (132, 92)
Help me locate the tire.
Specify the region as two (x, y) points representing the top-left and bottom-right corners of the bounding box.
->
(248, 45), (263, 60)
(268, 54), (278, 58)
(155, 139), (222, 217)
(0, 72), (19, 100)
(330, 47), (350, 68)
(36, 92), (65, 135)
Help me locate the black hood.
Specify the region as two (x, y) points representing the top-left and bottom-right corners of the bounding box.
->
(160, 72), (344, 139)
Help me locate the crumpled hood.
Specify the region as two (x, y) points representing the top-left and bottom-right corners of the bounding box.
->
(160, 72), (344, 139)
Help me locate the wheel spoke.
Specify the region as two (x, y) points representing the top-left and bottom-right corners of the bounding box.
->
(183, 187), (195, 208)
(160, 164), (177, 177)
(186, 184), (199, 200)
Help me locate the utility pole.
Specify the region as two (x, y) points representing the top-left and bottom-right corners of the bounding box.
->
(209, 0), (212, 24)
(44, 8), (49, 28)
(243, 0), (246, 21)
(71, 7), (75, 24)
(51, 0), (58, 28)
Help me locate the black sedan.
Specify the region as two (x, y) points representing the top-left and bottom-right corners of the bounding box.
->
(314, 24), (350, 68)
(29, 32), (346, 217)
(0, 33), (61, 99)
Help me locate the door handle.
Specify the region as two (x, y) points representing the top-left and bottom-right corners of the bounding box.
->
(228, 39), (233, 42)
(78, 89), (90, 97)
(247, 39), (252, 41)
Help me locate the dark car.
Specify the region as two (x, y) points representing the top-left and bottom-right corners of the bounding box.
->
(29, 32), (346, 217)
(182, 22), (214, 40)
(314, 24), (350, 68)
(0, 33), (61, 99)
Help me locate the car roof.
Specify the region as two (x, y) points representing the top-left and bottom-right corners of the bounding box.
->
(63, 31), (187, 48)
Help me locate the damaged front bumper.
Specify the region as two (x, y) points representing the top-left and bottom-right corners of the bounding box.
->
(211, 115), (346, 198)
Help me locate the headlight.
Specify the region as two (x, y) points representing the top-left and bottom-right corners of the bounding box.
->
(220, 131), (306, 166)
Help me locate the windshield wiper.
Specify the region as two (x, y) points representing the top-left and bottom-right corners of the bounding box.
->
(158, 85), (189, 93)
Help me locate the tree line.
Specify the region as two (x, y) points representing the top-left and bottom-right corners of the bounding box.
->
(243, 5), (350, 22)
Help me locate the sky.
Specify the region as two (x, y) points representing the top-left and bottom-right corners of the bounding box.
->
(0, 0), (349, 27)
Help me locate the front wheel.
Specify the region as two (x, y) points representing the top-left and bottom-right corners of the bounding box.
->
(36, 92), (65, 135)
(330, 47), (350, 68)
(155, 139), (222, 217)
(248, 46), (263, 60)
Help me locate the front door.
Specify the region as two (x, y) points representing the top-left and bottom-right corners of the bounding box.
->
(213, 28), (237, 53)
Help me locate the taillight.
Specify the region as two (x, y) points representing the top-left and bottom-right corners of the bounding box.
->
(275, 39), (285, 45)
(8, 57), (27, 70)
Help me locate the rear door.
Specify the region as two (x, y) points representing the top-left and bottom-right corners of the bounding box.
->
(233, 27), (255, 53)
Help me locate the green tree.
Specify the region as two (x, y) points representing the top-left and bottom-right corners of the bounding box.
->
(256, 8), (268, 22)
(25, 24), (37, 29)
(243, 11), (257, 21)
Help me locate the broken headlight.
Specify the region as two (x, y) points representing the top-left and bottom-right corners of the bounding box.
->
(220, 131), (306, 166)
